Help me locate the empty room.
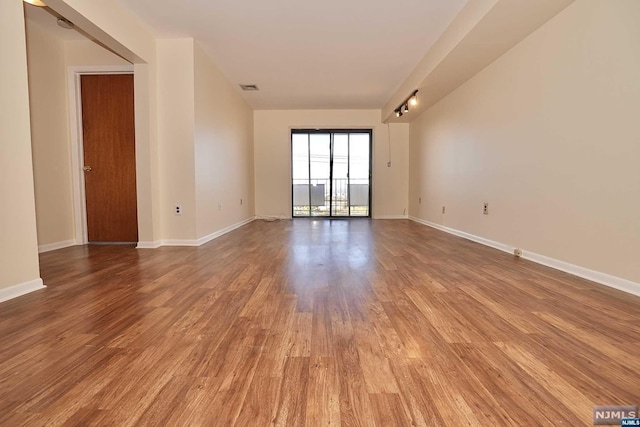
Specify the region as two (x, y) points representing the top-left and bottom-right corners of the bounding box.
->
(1, 0), (639, 425)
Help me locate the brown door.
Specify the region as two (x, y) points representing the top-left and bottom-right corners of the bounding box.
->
(81, 74), (138, 243)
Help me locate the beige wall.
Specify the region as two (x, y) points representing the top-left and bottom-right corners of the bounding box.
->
(194, 44), (254, 239)
(409, 0), (640, 283)
(65, 39), (130, 66)
(254, 110), (409, 218)
(156, 39), (197, 241)
(0, 0), (41, 289)
(26, 21), (75, 248)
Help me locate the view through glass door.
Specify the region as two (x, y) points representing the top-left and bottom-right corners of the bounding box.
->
(292, 129), (371, 217)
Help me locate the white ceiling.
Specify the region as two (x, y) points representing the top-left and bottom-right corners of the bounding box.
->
(114, 0), (469, 109)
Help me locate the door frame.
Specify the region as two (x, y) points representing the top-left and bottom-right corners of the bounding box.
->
(290, 128), (373, 218)
(67, 65), (135, 244)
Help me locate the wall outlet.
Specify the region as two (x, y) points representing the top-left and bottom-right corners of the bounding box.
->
(483, 202), (489, 215)
(387, 161), (392, 167)
(442, 206), (446, 214)
(175, 205), (182, 215)
(514, 248), (522, 257)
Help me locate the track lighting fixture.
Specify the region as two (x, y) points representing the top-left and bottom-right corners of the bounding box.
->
(394, 89), (419, 119)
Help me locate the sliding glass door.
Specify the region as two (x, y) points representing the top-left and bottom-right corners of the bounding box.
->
(292, 129), (371, 217)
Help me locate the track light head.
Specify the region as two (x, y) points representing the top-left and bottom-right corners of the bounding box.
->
(403, 104), (409, 113)
(395, 110), (402, 118)
(409, 95), (418, 106)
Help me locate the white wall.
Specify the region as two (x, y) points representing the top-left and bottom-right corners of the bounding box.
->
(194, 43), (254, 239)
(409, 0), (640, 284)
(0, 0), (41, 291)
(254, 110), (409, 218)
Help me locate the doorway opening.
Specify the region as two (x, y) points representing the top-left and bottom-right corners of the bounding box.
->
(292, 129), (371, 218)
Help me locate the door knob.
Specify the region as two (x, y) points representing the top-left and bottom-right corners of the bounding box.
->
(83, 166), (92, 172)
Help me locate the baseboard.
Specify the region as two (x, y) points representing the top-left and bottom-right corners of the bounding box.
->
(409, 216), (513, 253)
(196, 216), (256, 246)
(0, 278), (46, 303)
(374, 215), (409, 220)
(38, 240), (76, 253)
(409, 216), (640, 298)
(521, 250), (640, 298)
(156, 216), (256, 248)
(136, 241), (162, 249)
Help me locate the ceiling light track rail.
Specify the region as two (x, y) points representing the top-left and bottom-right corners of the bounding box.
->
(394, 89), (419, 118)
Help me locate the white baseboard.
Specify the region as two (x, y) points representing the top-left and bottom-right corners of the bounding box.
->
(410, 216), (513, 253)
(373, 215), (409, 220)
(152, 216), (256, 248)
(409, 216), (640, 298)
(38, 240), (76, 253)
(0, 278), (46, 303)
(136, 241), (162, 249)
(521, 250), (640, 298)
(196, 216), (256, 246)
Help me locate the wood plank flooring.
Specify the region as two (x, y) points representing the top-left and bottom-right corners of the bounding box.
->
(1, 219), (639, 426)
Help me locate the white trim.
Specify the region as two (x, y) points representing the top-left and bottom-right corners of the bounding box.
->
(0, 279), (46, 304)
(136, 241), (162, 249)
(520, 251), (640, 298)
(38, 240), (77, 253)
(138, 217), (256, 248)
(195, 216), (256, 246)
(160, 239), (201, 247)
(67, 65), (135, 245)
(409, 216), (513, 253)
(409, 216), (640, 298)
(373, 215), (408, 220)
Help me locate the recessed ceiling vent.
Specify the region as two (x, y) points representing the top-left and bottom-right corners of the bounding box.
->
(239, 84), (259, 91)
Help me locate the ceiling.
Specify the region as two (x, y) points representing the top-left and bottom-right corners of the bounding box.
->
(113, 0), (469, 110)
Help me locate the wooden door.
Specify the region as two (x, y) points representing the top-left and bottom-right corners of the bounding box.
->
(81, 74), (138, 243)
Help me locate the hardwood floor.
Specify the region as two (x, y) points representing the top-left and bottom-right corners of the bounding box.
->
(1, 219), (639, 426)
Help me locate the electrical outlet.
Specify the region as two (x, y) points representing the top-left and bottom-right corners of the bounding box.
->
(483, 202), (489, 215)
(442, 206), (446, 214)
(175, 205), (182, 215)
(514, 248), (522, 257)
(387, 161), (392, 167)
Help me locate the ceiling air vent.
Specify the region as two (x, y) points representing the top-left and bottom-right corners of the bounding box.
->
(239, 84), (259, 91)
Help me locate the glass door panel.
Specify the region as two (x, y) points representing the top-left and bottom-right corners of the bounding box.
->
(348, 133), (370, 217)
(332, 134), (349, 216)
(292, 133), (310, 216)
(309, 134), (330, 217)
